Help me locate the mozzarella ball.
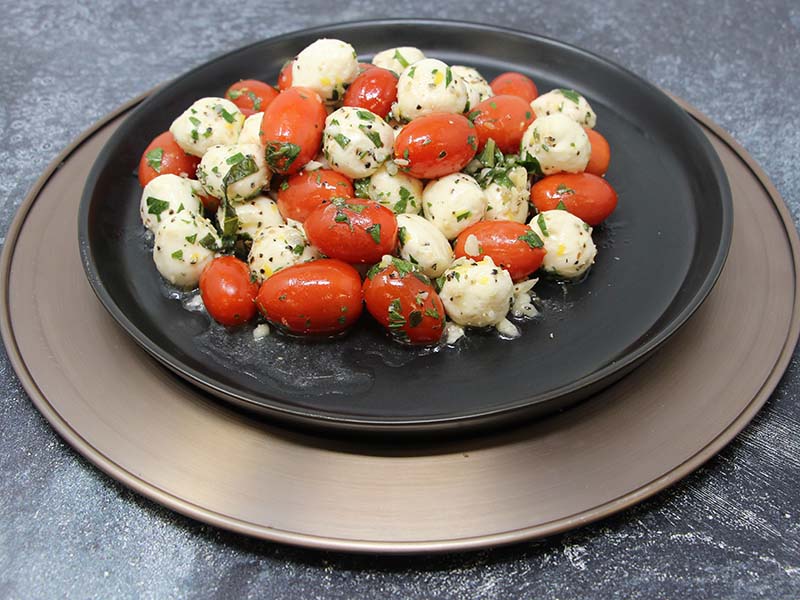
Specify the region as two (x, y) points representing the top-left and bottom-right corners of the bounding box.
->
(322, 107), (394, 178)
(520, 114), (591, 175)
(216, 194), (284, 239)
(451, 65), (493, 110)
(140, 174), (203, 232)
(484, 166), (530, 223)
(396, 213), (454, 278)
(248, 225), (321, 282)
(153, 213), (219, 288)
(237, 112), (264, 146)
(170, 97), (245, 157)
(196, 144), (270, 202)
(531, 89), (596, 128)
(439, 256), (515, 327)
(422, 173), (486, 240)
(372, 46), (426, 74)
(528, 209), (597, 278)
(367, 165), (423, 214)
(395, 59), (468, 121)
(292, 38), (359, 104)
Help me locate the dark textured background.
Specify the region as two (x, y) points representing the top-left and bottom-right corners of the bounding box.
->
(1, 1), (799, 598)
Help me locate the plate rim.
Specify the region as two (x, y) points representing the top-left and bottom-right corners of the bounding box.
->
(76, 19), (734, 430)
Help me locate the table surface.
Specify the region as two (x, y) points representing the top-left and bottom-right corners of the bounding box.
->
(1, 1), (799, 598)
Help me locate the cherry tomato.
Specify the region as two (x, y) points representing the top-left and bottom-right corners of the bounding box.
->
(137, 131), (199, 187)
(256, 259), (363, 335)
(225, 79), (279, 116)
(454, 221), (546, 281)
(394, 113), (478, 179)
(469, 95), (535, 154)
(196, 190), (220, 213)
(304, 198), (398, 264)
(584, 128), (611, 177)
(489, 72), (539, 103)
(259, 87), (326, 175)
(276, 169), (354, 222)
(199, 257), (259, 326)
(363, 258), (446, 345)
(530, 173), (618, 226)
(278, 60), (293, 90)
(342, 67), (398, 119)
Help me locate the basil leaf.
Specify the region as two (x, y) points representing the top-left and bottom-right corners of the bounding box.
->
(365, 223), (381, 244)
(146, 196), (170, 222)
(518, 229), (544, 249)
(559, 88), (582, 104)
(145, 148), (163, 172)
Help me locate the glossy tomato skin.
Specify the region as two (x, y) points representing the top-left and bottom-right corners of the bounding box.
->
(277, 60), (293, 90)
(256, 259), (363, 335)
(304, 198), (398, 264)
(584, 128), (611, 177)
(530, 173), (618, 226)
(225, 79), (279, 116)
(470, 95), (535, 154)
(137, 131), (200, 187)
(259, 87), (326, 175)
(363, 259), (445, 345)
(394, 113), (478, 179)
(489, 72), (539, 103)
(276, 169), (354, 222)
(342, 67), (398, 119)
(454, 221), (546, 281)
(199, 257), (259, 326)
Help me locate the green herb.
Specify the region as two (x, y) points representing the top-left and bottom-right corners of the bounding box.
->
(477, 139), (497, 167)
(333, 133), (351, 149)
(445, 67), (452, 87)
(518, 229), (544, 249)
(493, 171), (514, 188)
(537, 213), (549, 236)
(190, 129), (199, 142)
(406, 66), (416, 79)
(145, 148), (163, 172)
(456, 210), (471, 222)
(334, 211), (350, 224)
(518, 151), (543, 176)
(292, 244), (305, 255)
(357, 110), (375, 121)
(490, 101), (497, 110)
(217, 105), (237, 123)
(359, 125), (383, 148)
(424, 307), (441, 320)
(397, 227), (409, 246)
(265, 142), (301, 170)
(394, 186), (412, 213)
(202, 127), (213, 138)
(146, 196), (170, 221)
(467, 135), (477, 151)
(189, 116), (201, 127)
(438, 150), (447, 159)
(198, 233), (218, 250)
(330, 118), (340, 126)
(246, 90), (261, 111)
(366, 223), (381, 244)
(559, 88), (581, 104)
(393, 49), (409, 68)
(279, 180), (290, 191)
(556, 200), (568, 210)
(387, 298), (406, 329)
(185, 233), (197, 244)
(332, 197), (366, 213)
(525, 111), (532, 120)
(227, 89), (243, 100)
(403, 148), (409, 160)
(408, 310), (423, 328)
(467, 109), (481, 122)
(354, 178), (371, 199)
(171, 249), (183, 260)
(226, 152), (245, 165)
(556, 184), (575, 195)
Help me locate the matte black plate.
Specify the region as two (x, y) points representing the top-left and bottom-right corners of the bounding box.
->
(79, 20), (732, 434)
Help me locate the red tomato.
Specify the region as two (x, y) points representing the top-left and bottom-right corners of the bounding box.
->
(196, 190), (219, 213)
(277, 60), (293, 90)
(225, 79), (279, 116)
(363, 258), (446, 345)
(454, 221), (546, 281)
(394, 113), (478, 179)
(342, 67), (398, 119)
(489, 72), (539, 103)
(304, 198), (398, 264)
(276, 169), (354, 222)
(530, 173), (618, 226)
(259, 87), (326, 175)
(199, 257), (259, 326)
(584, 128), (611, 177)
(137, 131), (199, 187)
(469, 95), (535, 154)
(256, 259), (363, 335)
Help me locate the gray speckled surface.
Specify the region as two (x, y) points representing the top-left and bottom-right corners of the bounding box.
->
(1, 1), (799, 598)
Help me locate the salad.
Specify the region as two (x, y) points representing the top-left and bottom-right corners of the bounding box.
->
(136, 39), (618, 346)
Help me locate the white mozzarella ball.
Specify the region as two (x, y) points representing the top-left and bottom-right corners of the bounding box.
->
(528, 209), (597, 278)
(422, 173), (486, 240)
(322, 107), (394, 178)
(248, 225), (321, 282)
(439, 256), (515, 327)
(372, 46), (426, 74)
(484, 166), (530, 223)
(292, 38), (359, 104)
(196, 144), (270, 202)
(520, 114), (591, 175)
(153, 213), (219, 288)
(140, 174), (203, 232)
(237, 112), (264, 146)
(170, 97), (245, 157)
(396, 213), (454, 278)
(215, 194), (284, 239)
(395, 59), (468, 121)
(531, 88), (596, 128)
(367, 165), (423, 214)
(451, 65), (493, 110)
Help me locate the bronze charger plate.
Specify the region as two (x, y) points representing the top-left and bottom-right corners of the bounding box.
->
(0, 94), (798, 552)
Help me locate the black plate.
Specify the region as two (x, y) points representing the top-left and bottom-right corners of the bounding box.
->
(79, 20), (732, 434)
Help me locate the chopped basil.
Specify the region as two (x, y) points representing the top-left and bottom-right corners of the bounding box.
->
(518, 229), (544, 249)
(332, 197), (366, 213)
(171, 249), (183, 260)
(146, 196), (170, 222)
(537, 213), (549, 236)
(556, 183), (575, 195)
(365, 223), (381, 244)
(408, 310), (423, 328)
(467, 109), (481, 122)
(185, 233), (197, 244)
(227, 89), (243, 100)
(357, 110), (375, 121)
(424, 307), (441, 320)
(387, 298), (406, 329)
(189, 116), (201, 127)
(354, 178), (371, 199)
(145, 148), (163, 172)
(190, 129), (199, 142)
(359, 125), (383, 148)
(455, 210), (471, 222)
(217, 105), (237, 123)
(393, 49), (409, 68)
(279, 180), (290, 191)
(394, 186), (412, 213)
(525, 111), (532, 120)
(445, 67), (452, 87)
(334, 211), (350, 224)
(397, 226), (409, 246)
(406, 66), (416, 79)
(333, 133), (351, 149)
(559, 88), (582, 104)
(265, 142), (301, 170)
(467, 135), (477, 151)
(246, 90), (261, 111)
(198, 233), (218, 250)
(556, 200), (568, 210)
(226, 152), (245, 165)
(292, 243), (305, 255)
